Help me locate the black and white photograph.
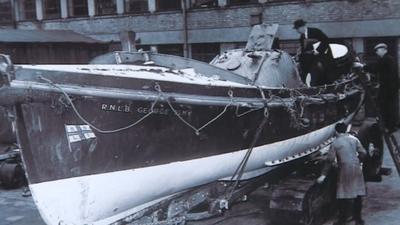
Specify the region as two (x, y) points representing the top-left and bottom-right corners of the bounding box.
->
(0, 1), (399, 225)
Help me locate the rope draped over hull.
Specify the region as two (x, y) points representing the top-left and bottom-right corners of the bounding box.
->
(0, 63), (364, 184)
(0, 74), (362, 137)
(0, 49), (364, 225)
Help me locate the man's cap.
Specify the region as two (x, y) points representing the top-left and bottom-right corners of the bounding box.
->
(293, 19), (306, 29)
(374, 43), (388, 51)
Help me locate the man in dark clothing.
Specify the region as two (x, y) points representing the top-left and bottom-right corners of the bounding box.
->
(293, 19), (334, 86)
(356, 119), (384, 181)
(317, 123), (367, 225)
(364, 43), (399, 133)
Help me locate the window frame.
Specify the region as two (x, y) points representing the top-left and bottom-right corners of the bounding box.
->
(95, 0), (118, 16)
(43, 0), (62, 20)
(124, 0), (149, 14)
(0, 0), (13, 24)
(156, 0), (182, 12)
(68, 0), (89, 18)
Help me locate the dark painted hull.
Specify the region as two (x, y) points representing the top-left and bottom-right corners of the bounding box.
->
(9, 65), (363, 185)
(0, 52), (363, 224)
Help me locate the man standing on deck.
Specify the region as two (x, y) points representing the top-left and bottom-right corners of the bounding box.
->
(317, 123), (367, 225)
(293, 19), (334, 86)
(364, 43), (399, 133)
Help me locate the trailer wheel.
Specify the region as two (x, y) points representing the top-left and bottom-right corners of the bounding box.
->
(0, 162), (25, 189)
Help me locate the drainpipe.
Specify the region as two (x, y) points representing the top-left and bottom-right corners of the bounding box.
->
(10, 0), (17, 29)
(181, 0), (189, 58)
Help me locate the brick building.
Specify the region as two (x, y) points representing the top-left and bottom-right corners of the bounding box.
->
(0, 0), (399, 65)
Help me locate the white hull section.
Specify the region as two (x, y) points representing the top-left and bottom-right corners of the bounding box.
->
(29, 116), (352, 225)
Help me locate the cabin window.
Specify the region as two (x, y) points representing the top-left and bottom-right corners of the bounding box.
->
(96, 0), (117, 15)
(192, 0), (217, 8)
(157, 44), (183, 57)
(68, 0), (88, 17)
(125, 0), (148, 13)
(228, 0), (258, 5)
(0, 0), (13, 24)
(44, 0), (61, 19)
(191, 43), (220, 63)
(156, 0), (181, 11)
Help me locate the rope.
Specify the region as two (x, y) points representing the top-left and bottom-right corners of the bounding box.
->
(41, 76), (235, 136)
(225, 110), (269, 200)
(234, 105), (263, 117)
(155, 83), (234, 136)
(251, 52), (269, 84)
(39, 76), (159, 134)
(39, 74), (344, 136)
(235, 86), (269, 117)
(223, 86), (270, 200)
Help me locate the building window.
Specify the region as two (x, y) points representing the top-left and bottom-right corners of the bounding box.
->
(157, 44), (183, 57)
(220, 42), (246, 54)
(44, 0), (61, 19)
(228, 0), (258, 5)
(192, 0), (217, 8)
(137, 45), (151, 51)
(0, 0), (13, 24)
(68, 0), (88, 17)
(96, 0), (117, 15)
(330, 38), (352, 46)
(21, 0), (37, 20)
(156, 0), (181, 11)
(125, 0), (148, 13)
(279, 40), (300, 56)
(191, 43), (220, 63)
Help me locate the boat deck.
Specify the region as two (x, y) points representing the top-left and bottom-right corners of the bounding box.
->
(1, 131), (400, 225)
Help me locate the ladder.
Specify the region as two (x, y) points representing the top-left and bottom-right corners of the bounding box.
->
(383, 132), (400, 175)
(357, 70), (400, 175)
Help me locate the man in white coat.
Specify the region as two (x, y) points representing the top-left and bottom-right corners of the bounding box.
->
(317, 122), (367, 225)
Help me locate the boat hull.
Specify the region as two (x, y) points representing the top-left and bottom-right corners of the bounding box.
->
(15, 86), (362, 184)
(29, 115), (352, 225)
(2, 64), (364, 225)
